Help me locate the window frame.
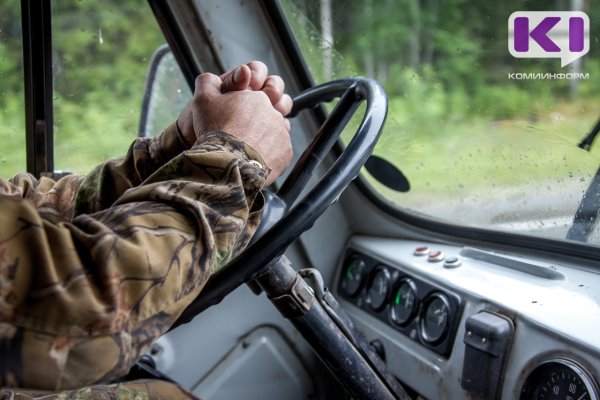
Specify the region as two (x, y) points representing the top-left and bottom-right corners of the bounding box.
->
(21, 0), (54, 177)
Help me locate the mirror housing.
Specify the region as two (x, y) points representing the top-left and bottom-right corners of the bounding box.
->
(138, 45), (192, 137)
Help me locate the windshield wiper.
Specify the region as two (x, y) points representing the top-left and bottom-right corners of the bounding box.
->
(577, 118), (600, 151)
(566, 117), (600, 242)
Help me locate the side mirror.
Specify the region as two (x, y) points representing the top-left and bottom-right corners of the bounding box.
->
(138, 45), (192, 137)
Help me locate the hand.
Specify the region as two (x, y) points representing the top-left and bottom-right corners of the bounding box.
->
(179, 72), (292, 186)
(220, 61), (293, 120)
(179, 61), (292, 139)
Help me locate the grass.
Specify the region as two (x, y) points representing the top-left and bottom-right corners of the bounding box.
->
(52, 95), (141, 174)
(0, 95), (140, 178)
(359, 98), (600, 207)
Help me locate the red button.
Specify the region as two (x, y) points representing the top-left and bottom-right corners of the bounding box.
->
(428, 250), (444, 262)
(414, 246), (429, 256)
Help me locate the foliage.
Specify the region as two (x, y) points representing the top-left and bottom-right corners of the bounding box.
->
(0, 0), (165, 176)
(287, 0), (599, 123)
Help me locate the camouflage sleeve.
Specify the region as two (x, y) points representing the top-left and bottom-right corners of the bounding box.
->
(0, 378), (199, 400)
(0, 127), (268, 391)
(74, 123), (194, 215)
(0, 124), (189, 224)
(0, 173), (85, 224)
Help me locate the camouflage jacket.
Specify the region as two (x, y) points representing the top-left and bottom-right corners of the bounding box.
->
(0, 124), (268, 391)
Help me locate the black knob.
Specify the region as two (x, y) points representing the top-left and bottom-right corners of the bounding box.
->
(369, 339), (386, 362)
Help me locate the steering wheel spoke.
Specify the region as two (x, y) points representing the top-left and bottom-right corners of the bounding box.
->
(278, 83), (362, 204)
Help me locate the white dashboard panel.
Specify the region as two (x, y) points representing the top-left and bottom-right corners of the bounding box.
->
(333, 236), (600, 399)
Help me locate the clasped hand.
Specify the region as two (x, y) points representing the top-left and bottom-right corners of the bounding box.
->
(177, 61), (293, 186)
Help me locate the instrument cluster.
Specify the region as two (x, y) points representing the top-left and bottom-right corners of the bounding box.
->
(520, 358), (600, 399)
(338, 251), (463, 357)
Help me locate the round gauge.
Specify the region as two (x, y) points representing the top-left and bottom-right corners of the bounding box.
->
(340, 256), (367, 297)
(367, 266), (391, 311)
(520, 359), (600, 400)
(389, 278), (418, 326)
(420, 293), (450, 344)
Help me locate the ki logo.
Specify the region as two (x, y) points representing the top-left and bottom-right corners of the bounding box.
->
(508, 11), (590, 67)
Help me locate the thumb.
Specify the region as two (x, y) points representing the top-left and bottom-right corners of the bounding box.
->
(221, 65), (252, 92)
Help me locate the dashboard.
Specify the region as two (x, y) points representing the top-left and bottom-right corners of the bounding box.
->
(332, 236), (600, 399)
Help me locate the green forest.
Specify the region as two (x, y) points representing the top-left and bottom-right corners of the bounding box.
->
(285, 0), (599, 128)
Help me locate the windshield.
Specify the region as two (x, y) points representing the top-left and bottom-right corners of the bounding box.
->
(281, 0), (600, 247)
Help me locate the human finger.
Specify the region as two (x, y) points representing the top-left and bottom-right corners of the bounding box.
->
(262, 75), (285, 106)
(194, 72), (223, 98)
(221, 64), (252, 92)
(219, 65), (236, 81)
(274, 94), (293, 117)
(246, 61), (268, 90)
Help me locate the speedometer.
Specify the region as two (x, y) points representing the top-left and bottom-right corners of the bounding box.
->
(520, 358), (600, 400)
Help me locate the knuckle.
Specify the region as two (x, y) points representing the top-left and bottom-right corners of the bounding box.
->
(194, 74), (203, 87)
(247, 60), (267, 72)
(194, 74), (216, 101)
(195, 72), (212, 86)
(265, 75), (284, 92)
(271, 75), (284, 87)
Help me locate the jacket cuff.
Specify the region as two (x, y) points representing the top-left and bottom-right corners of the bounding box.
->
(192, 131), (271, 178)
(152, 122), (191, 163)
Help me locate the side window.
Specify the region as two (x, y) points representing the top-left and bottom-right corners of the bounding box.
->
(52, 1), (167, 174)
(0, 0), (26, 177)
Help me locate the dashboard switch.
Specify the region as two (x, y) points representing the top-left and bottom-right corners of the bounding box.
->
(444, 257), (462, 268)
(461, 311), (514, 399)
(428, 250), (444, 262)
(414, 246), (430, 256)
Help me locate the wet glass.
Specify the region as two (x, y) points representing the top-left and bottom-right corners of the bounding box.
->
(140, 49), (191, 138)
(0, 0), (26, 177)
(51, 1), (166, 174)
(281, 0), (600, 246)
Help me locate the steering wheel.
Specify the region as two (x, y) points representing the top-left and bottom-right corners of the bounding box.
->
(173, 77), (387, 327)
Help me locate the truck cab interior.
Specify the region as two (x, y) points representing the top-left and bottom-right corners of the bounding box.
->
(1, 0), (600, 399)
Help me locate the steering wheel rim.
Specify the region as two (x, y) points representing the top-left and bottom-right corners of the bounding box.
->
(173, 77), (387, 328)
